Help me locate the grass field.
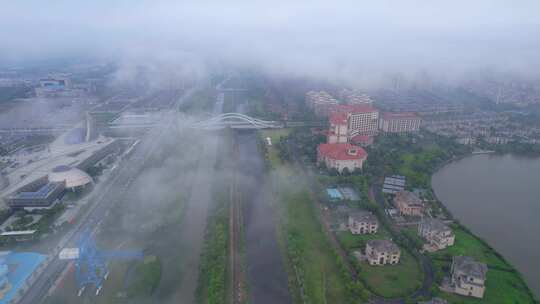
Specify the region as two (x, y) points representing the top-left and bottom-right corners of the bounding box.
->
(358, 249), (423, 298)
(263, 127), (361, 303)
(336, 229), (391, 252)
(399, 149), (446, 189)
(337, 225), (423, 299)
(260, 129), (291, 169)
(430, 226), (536, 304)
(280, 189), (352, 304)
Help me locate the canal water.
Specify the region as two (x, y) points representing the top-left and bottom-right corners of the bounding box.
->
(237, 131), (292, 304)
(432, 154), (540, 298)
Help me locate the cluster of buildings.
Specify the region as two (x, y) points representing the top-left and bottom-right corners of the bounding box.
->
(305, 91), (339, 116)
(423, 112), (540, 146)
(346, 209), (402, 266)
(309, 90), (421, 174)
(35, 75), (95, 98)
(337, 88), (374, 105)
(6, 165), (93, 210)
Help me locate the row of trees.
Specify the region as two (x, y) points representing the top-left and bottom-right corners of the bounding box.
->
(195, 180), (229, 304)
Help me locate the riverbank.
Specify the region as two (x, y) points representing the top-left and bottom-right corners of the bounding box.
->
(432, 154), (540, 302)
(399, 149), (538, 302)
(260, 129), (368, 304)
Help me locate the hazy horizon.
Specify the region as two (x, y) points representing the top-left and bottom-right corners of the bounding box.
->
(2, 1), (540, 88)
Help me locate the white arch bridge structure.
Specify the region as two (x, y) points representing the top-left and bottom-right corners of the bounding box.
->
(187, 113), (283, 130)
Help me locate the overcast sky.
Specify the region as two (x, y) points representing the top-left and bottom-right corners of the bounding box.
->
(1, 0), (539, 86)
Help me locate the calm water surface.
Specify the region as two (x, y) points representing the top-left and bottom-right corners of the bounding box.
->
(432, 154), (540, 298)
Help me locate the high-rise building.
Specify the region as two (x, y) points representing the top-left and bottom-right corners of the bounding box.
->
(332, 104), (379, 136)
(305, 91), (339, 116)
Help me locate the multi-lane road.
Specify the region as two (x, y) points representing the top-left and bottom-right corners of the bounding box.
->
(17, 87), (196, 304)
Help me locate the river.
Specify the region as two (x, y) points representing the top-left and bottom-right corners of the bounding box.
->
(236, 131), (292, 304)
(432, 154), (540, 298)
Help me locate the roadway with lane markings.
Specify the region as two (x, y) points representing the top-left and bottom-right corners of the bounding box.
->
(17, 87), (197, 304)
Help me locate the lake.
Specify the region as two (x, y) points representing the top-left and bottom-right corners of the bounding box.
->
(432, 154), (540, 298)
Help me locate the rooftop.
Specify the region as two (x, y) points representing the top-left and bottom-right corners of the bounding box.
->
(421, 218), (452, 233)
(453, 256), (488, 280)
(318, 143), (367, 161)
(0, 230), (37, 236)
(332, 104), (378, 114)
(382, 112), (420, 120)
(367, 239), (400, 254)
(329, 112), (348, 125)
(396, 190), (423, 207)
(349, 211), (378, 224)
(52, 165), (72, 173)
(9, 182), (63, 200)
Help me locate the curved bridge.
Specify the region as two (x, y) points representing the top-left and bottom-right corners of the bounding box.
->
(189, 113), (282, 130)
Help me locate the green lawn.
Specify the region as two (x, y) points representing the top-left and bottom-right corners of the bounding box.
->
(336, 229), (391, 252)
(357, 249), (423, 298)
(399, 149), (447, 188)
(260, 129), (291, 168)
(281, 190), (352, 304)
(430, 226), (536, 304)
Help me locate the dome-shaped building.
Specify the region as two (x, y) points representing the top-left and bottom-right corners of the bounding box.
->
(49, 165), (93, 190)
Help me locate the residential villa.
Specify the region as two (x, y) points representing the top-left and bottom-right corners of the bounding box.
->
(365, 240), (400, 266)
(418, 218), (455, 251)
(447, 256), (488, 299)
(317, 143), (367, 173)
(394, 190), (424, 216)
(348, 211), (378, 234)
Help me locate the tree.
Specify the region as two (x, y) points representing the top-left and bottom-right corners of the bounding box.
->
(328, 168), (339, 176)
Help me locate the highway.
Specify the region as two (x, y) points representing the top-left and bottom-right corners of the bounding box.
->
(17, 87), (196, 304)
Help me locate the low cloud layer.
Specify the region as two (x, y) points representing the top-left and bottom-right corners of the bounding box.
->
(1, 0), (540, 87)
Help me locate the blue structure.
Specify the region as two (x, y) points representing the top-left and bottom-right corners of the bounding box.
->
(0, 251), (46, 304)
(327, 188), (344, 201)
(74, 230), (143, 295)
(7, 181), (64, 208)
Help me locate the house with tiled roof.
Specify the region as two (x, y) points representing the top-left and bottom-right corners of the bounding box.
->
(317, 143), (367, 173)
(394, 190), (424, 216)
(348, 211), (378, 234)
(448, 256), (488, 298)
(365, 239), (400, 265)
(418, 218), (455, 251)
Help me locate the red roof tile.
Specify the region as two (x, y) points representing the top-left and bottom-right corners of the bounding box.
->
(318, 143), (368, 160)
(329, 112), (348, 125)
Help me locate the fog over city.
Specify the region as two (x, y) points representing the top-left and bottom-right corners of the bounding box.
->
(2, 0), (540, 87)
(1, 1), (540, 304)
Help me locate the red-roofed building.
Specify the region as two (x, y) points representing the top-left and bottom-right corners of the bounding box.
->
(328, 112), (348, 144)
(317, 143), (368, 173)
(379, 112), (421, 133)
